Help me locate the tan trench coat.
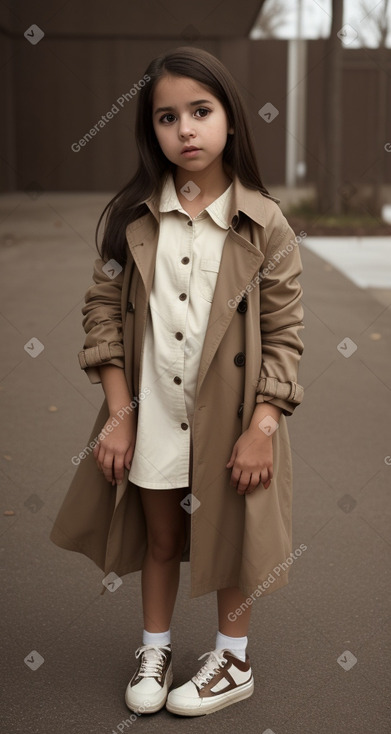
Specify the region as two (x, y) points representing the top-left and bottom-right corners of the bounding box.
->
(50, 173), (305, 599)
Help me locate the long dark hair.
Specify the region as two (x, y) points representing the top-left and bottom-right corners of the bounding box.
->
(96, 45), (273, 267)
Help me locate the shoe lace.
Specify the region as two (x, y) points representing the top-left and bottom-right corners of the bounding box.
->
(134, 644), (171, 678)
(191, 649), (226, 689)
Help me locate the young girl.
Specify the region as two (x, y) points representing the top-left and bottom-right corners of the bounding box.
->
(50, 46), (305, 717)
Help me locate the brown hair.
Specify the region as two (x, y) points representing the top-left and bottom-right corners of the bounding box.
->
(96, 45), (273, 266)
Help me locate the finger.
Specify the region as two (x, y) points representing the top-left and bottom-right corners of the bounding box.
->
(247, 473), (261, 492)
(102, 453), (115, 484)
(113, 453), (125, 485)
(94, 444), (103, 472)
(230, 467), (242, 487)
(226, 447), (237, 468)
(236, 473), (252, 495)
(124, 446), (134, 470)
(260, 467), (271, 489)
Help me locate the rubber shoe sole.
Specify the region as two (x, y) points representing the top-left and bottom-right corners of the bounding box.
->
(125, 662), (173, 714)
(165, 675), (254, 716)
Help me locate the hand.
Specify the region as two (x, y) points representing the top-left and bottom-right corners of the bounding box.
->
(93, 411), (136, 486)
(226, 428), (273, 494)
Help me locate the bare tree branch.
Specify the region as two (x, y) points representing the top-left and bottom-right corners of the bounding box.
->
(355, 0), (390, 48)
(252, 0), (288, 38)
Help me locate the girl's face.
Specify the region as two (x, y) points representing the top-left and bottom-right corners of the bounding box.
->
(152, 74), (233, 173)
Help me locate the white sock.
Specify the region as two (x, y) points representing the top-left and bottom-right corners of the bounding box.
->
(215, 631), (248, 662)
(142, 628), (171, 646)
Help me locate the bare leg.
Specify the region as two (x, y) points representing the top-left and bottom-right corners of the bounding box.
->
(217, 587), (252, 637)
(139, 486), (188, 633)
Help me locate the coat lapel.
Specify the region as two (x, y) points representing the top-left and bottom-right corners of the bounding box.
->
(125, 214), (158, 295)
(195, 227), (265, 396)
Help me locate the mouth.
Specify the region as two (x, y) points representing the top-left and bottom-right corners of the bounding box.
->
(181, 146), (201, 154)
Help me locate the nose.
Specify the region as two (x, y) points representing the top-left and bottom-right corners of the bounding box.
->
(178, 114), (196, 139)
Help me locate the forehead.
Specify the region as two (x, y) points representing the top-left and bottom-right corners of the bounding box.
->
(153, 74), (217, 107)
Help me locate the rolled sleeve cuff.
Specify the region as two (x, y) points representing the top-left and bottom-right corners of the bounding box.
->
(256, 376), (304, 416)
(78, 342), (124, 383)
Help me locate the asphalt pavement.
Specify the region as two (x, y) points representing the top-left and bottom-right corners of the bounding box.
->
(1, 191), (390, 733)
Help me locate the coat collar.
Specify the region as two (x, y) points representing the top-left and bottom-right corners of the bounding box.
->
(140, 166), (280, 230)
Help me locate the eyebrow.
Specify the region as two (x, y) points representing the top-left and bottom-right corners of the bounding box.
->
(154, 99), (214, 115)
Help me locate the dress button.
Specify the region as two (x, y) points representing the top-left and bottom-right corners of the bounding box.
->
(175, 332), (184, 340)
(234, 352), (246, 367)
(187, 220), (193, 226)
(181, 422), (188, 430)
(237, 296), (247, 314)
(173, 376), (182, 385)
(181, 256), (190, 264)
(179, 293), (187, 301)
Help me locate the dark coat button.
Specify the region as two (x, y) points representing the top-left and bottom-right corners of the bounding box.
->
(179, 293), (187, 301)
(187, 220), (193, 226)
(173, 376), (182, 385)
(237, 402), (244, 418)
(175, 332), (183, 340)
(181, 422), (188, 430)
(181, 256), (190, 264)
(234, 352), (246, 367)
(127, 301), (135, 312)
(237, 296), (247, 314)
(231, 214), (239, 229)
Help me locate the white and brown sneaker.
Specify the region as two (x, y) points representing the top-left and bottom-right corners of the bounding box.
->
(125, 643), (173, 714)
(165, 648), (254, 716)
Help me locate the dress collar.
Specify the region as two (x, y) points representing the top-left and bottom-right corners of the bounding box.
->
(142, 166), (280, 229)
(158, 170), (233, 230)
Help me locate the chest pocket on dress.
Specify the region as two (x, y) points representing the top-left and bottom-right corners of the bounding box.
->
(198, 258), (220, 302)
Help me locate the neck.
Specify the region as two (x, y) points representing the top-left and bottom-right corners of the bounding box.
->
(174, 157), (232, 202)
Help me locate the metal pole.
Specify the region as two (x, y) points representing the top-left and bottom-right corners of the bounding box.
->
(286, 0), (307, 187)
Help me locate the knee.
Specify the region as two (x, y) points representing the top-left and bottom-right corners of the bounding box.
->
(147, 531), (185, 564)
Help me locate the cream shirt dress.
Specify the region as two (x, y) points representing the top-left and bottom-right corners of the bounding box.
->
(128, 171), (234, 489)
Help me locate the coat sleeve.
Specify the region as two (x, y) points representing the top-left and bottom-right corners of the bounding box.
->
(77, 258), (125, 385)
(256, 210), (305, 416)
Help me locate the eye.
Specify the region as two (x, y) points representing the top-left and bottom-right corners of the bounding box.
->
(195, 107), (210, 118)
(159, 113), (176, 124)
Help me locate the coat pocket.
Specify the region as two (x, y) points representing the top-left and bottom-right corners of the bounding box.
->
(198, 258), (220, 302)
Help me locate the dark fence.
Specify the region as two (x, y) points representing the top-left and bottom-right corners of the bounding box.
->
(2, 26), (390, 192)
